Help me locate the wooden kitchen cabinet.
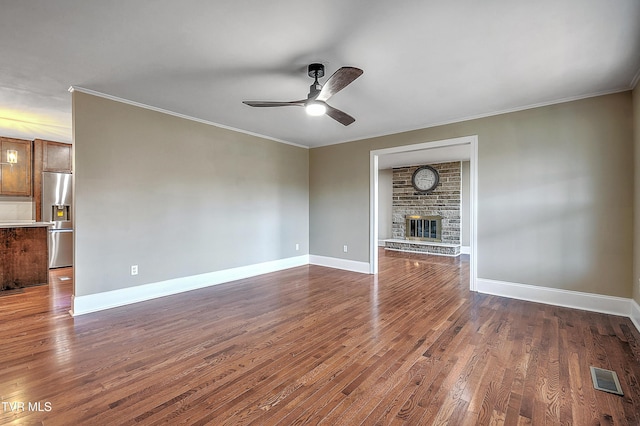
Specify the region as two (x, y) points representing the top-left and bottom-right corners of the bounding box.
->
(33, 139), (72, 222)
(0, 224), (49, 290)
(42, 140), (72, 172)
(0, 137), (32, 197)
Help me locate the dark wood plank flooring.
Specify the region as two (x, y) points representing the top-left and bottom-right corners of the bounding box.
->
(1, 250), (640, 425)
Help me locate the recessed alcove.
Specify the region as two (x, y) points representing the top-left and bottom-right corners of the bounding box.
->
(383, 161), (462, 257)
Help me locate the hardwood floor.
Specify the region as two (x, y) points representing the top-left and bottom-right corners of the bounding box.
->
(2, 251), (640, 425)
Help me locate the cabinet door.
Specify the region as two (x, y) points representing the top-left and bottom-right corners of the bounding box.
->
(0, 137), (32, 196)
(43, 141), (72, 172)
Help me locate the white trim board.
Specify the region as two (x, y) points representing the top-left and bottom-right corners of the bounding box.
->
(308, 255), (371, 274)
(68, 86), (308, 149)
(71, 255), (310, 316)
(369, 135), (478, 293)
(631, 300), (640, 332)
(71, 254), (371, 316)
(71, 254), (640, 337)
(477, 278), (632, 318)
(316, 88), (631, 149)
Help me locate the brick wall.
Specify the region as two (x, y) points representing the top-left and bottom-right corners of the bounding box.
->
(392, 162), (461, 244)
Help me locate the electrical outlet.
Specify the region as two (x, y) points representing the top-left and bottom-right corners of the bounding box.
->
(343, 245), (348, 253)
(131, 265), (138, 276)
(295, 243), (300, 251)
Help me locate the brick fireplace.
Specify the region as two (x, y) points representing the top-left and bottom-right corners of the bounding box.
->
(384, 162), (461, 256)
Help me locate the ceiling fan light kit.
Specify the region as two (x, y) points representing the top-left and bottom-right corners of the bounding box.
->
(305, 102), (327, 116)
(243, 63), (363, 126)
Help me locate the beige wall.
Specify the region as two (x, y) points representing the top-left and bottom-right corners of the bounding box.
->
(73, 92), (309, 297)
(310, 92), (634, 298)
(634, 85), (640, 304)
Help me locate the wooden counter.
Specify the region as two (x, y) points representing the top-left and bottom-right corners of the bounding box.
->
(0, 223), (50, 290)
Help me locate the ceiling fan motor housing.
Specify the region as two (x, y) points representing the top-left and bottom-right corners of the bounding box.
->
(308, 63), (325, 79)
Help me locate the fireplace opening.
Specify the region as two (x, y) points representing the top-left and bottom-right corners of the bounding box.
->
(405, 215), (442, 242)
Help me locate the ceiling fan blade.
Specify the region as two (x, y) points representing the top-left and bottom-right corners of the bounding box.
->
(325, 104), (356, 126)
(243, 100), (305, 107)
(316, 67), (363, 102)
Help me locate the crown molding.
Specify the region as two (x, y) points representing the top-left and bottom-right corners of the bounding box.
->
(68, 86), (309, 149)
(68, 83), (636, 151)
(312, 87), (633, 148)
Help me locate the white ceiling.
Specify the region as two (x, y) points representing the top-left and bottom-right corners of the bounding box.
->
(1, 1), (639, 148)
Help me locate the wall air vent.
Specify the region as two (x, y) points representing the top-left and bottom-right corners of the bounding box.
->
(590, 366), (623, 396)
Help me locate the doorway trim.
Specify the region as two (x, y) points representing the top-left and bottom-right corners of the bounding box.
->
(369, 135), (478, 291)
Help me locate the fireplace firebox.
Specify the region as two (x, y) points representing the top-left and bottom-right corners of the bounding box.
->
(405, 215), (442, 242)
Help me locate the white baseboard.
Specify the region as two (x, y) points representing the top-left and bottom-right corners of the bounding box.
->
(308, 255), (371, 274)
(631, 299), (640, 332)
(70, 256), (640, 337)
(71, 255), (310, 316)
(461, 246), (470, 255)
(378, 239), (387, 247)
(477, 278), (631, 317)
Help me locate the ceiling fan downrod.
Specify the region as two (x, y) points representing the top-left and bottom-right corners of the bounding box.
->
(307, 63), (325, 98)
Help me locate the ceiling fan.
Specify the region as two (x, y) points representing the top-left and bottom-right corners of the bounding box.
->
(242, 63), (363, 126)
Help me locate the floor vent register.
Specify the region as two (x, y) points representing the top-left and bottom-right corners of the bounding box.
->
(590, 366), (624, 396)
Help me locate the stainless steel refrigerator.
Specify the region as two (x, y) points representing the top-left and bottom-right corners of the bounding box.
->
(42, 172), (73, 268)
